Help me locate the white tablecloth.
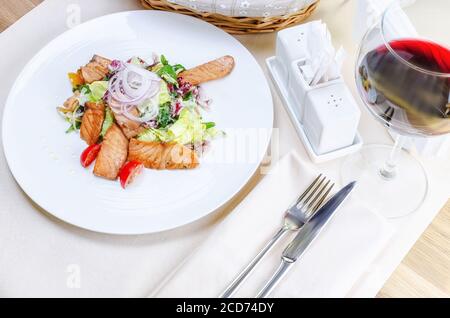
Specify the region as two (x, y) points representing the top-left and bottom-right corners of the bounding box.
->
(0, 0), (449, 297)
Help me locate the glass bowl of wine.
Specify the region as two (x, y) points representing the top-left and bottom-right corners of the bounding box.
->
(342, 0), (450, 218)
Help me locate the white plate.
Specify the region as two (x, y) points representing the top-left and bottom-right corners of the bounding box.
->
(2, 11), (273, 235)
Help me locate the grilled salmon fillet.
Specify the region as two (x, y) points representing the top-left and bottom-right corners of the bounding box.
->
(128, 139), (199, 170)
(178, 55), (235, 86)
(113, 108), (145, 139)
(94, 124), (129, 180)
(80, 55), (112, 84)
(80, 101), (105, 146)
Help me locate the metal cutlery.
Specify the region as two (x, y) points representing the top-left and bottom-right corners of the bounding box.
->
(220, 174), (334, 298)
(381, 106), (395, 126)
(256, 181), (357, 298)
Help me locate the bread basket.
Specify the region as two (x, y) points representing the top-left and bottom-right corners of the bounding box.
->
(140, 0), (320, 34)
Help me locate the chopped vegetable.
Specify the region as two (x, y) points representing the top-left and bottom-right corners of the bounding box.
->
(160, 54), (169, 65)
(136, 97), (159, 122)
(59, 99), (84, 134)
(80, 144), (102, 167)
(204, 122), (216, 129)
(68, 72), (84, 88)
(156, 55), (185, 86)
(107, 63), (161, 124)
(157, 103), (174, 128)
(100, 107), (114, 138)
(157, 65), (178, 85)
(204, 126), (224, 140)
(150, 63), (163, 73)
(136, 81), (171, 122)
(167, 108), (203, 144)
(88, 81), (109, 102)
(137, 129), (158, 142)
(173, 64), (186, 74)
(180, 97), (197, 110)
(66, 120), (81, 133)
(119, 161), (144, 189)
(158, 81), (171, 105)
(137, 108), (222, 144)
(137, 128), (169, 142)
(167, 108), (221, 144)
(128, 56), (148, 68)
(76, 81), (108, 105)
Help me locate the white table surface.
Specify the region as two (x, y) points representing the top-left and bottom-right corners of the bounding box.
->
(0, 0), (449, 297)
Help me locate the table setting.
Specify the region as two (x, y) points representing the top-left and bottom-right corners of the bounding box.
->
(0, 0), (449, 298)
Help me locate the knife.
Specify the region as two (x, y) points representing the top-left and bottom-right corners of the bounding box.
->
(256, 181), (357, 298)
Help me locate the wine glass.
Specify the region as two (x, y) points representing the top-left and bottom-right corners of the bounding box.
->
(341, 0), (450, 218)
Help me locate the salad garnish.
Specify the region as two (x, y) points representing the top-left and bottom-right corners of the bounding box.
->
(57, 53), (235, 188)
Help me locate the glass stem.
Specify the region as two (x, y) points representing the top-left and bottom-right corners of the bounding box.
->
(380, 134), (406, 180)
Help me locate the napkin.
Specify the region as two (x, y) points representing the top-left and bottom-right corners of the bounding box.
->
(152, 152), (394, 298)
(354, 0), (418, 42)
(300, 21), (345, 86)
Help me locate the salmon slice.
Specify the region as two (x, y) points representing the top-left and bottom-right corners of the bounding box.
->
(128, 139), (199, 170)
(113, 108), (145, 139)
(80, 55), (112, 84)
(91, 55), (111, 69)
(93, 124), (129, 180)
(80, 101), (105, 146)
(178, 55), (235, 86)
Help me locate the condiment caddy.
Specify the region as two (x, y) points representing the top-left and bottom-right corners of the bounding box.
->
(267, 21), (363, 163)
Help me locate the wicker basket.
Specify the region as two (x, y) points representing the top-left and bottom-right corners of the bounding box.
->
(140, 0), (320, 34)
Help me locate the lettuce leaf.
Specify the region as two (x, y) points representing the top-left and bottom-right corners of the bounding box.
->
(88, 81), (109, 102)
(77, 81), (108, 105)
(158, 81), (171, 106)
(167, 108), (202, 144)
(137, 109), (223, 144)
(137, 128), (170, 142)
(167, 108), (222, 144)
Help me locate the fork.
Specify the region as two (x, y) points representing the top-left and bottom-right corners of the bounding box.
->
(381, 106), (395, 126)
(220, 174), (334, 298)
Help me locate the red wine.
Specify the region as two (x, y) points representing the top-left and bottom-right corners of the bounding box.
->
(358, 38), (450, 135)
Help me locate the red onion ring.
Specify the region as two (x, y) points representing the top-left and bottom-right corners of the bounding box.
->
(108, 63), (160, 104)
(107, 61), (161, 124)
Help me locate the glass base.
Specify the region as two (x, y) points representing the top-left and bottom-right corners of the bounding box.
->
(341, 145), (428, 219)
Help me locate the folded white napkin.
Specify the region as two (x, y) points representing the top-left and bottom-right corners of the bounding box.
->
(152, 152), (394, 298)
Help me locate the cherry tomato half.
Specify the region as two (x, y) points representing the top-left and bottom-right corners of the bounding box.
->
(119, 161), (144, 189)
(80, 144), (102, 168)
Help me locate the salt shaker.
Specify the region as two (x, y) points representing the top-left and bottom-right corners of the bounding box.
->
(303, 82), (361, 155)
